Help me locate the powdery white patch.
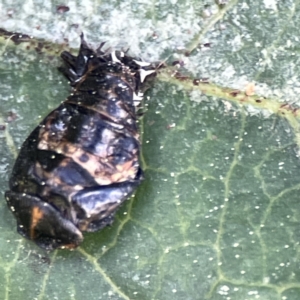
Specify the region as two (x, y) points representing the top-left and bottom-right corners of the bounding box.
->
(263, 0), (278, 11)
(2, 0), (298, 120)
(0, 0), (215, 61)
(259, 48), (273, 69)
(218, 285), (230, 296)
(230, 34), (243, 52)
(189, 90), (203, 103)
(248, 290), (259, 296)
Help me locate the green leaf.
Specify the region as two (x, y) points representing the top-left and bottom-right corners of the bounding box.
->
(1, 1), (300, 299)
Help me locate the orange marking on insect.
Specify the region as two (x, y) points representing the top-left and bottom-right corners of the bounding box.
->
(30, 206), (44, 239)
(116, 160), (134, 172)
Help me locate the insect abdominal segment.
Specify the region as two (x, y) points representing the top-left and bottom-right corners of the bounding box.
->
(5, 36), (157, 250)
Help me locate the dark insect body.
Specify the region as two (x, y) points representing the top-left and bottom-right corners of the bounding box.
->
(5, 35), (158, 250)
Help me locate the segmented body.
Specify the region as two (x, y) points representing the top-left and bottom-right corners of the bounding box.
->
(5, 35), (157, 250)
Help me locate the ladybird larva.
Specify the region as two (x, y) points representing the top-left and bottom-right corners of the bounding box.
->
(5, 34), (158, 250)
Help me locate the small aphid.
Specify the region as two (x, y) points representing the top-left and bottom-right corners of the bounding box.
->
(6, 111), (17, 123)
(56, 5), (70, 14)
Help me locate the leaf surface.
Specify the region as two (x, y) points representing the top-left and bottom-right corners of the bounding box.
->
(1, 1), (300, 299)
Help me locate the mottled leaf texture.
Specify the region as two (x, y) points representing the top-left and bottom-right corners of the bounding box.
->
(1, 1), (300, 299)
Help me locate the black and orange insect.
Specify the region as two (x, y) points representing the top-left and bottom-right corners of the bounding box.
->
(5, 34), (158, 250)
